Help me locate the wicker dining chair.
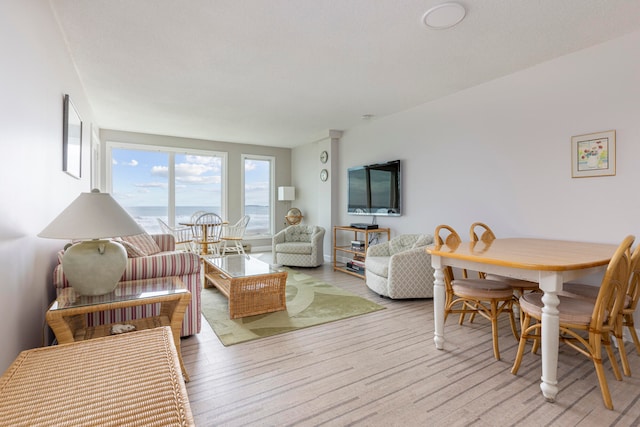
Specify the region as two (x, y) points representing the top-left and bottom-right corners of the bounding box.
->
(435, 224), (519, 360)
(469, 222), (540, 296)
(511, 235), (634, 410)
(559, 243), (640, 377)
(221, 215), (250, 256)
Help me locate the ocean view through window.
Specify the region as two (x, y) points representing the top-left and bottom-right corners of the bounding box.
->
(243, 155), (274, 237)
(108, 144), (226, 234)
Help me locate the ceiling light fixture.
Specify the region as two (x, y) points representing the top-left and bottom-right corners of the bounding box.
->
(422, 2), (466, 30)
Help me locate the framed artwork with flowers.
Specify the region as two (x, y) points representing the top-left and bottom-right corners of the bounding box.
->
(571, 130), (616, 178)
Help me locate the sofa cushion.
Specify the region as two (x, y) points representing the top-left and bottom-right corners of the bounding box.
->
(275, 242), (313, 255)
(366, 256), (390, 278)
(119, 233), (162, 257)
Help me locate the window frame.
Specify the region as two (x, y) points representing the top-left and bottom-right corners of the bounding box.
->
(241, 153), (275, 238)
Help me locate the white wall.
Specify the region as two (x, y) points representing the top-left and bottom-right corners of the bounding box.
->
(291, 132), (338, 260)
(0, 1), (95, 371)
(334, 30), (640, 243)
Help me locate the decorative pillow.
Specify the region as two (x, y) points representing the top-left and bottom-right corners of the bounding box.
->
(412, 234), (433, 249)
(119, 233), (162, 257)
(116, 239), (147, 258)
(389, 234), (418, 255)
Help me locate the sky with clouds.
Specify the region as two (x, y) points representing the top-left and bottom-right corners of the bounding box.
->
(111, 148), (270, 208)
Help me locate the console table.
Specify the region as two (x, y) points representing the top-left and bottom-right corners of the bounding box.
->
(46, 276), (191, 381)
(0, 327), (194, 426)
(333, 226), (390, 278)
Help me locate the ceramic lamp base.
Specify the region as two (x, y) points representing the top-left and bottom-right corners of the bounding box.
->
(62, 240), (127, 296)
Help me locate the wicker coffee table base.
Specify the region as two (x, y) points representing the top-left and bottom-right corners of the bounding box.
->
(204, 261), (288, 319)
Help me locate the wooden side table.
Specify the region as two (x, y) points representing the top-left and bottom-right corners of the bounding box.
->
(0, 327), (194, 426)
(46, 276), (191, 381)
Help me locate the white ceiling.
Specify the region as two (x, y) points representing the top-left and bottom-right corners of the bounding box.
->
(50, 0), (640, 148)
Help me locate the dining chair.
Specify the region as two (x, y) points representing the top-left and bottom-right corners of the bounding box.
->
(190, 210), (206, 223)
(469, 222), (540, 296)
(435, 224), (519, 360)
(221, 215), (250, 256)
(156, 218), (193, 250)
(511, 235), (634, 410)
(191, 213), (224, 255)
(559, 243), (640, 377)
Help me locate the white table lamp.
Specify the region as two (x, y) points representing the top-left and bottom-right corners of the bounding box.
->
(39, 189), (144, 296)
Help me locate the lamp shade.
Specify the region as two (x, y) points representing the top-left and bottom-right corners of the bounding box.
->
(39, 190), (145, 296)
(39, 190), (144, 239)
(278, 186), (296, 201)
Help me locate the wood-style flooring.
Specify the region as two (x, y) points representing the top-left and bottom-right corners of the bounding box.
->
(181, 258), (640, 426)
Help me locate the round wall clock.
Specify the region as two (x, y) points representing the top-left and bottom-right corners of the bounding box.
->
(320, 169), (329, 182)
(320, 150), (329, 164)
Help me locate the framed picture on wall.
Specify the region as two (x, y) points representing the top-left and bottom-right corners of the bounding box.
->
(571, 130), (616, 178)
(63, 94), (82, 179)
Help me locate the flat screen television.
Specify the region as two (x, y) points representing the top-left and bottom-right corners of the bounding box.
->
(347, 160), (401, 216)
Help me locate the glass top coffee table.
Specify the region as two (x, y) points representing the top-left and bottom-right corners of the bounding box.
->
(202, 255), (288, 319)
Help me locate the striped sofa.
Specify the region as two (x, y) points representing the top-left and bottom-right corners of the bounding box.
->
(53, 234), (202, 337)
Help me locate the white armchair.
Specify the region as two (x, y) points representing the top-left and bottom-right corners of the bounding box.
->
(365, 234), (435, 299)
(273, 225), (325, 267)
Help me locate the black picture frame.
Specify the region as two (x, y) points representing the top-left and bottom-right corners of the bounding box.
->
(63, 94), (82, 179)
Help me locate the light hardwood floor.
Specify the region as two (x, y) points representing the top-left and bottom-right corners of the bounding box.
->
(181, 259), (640, 426)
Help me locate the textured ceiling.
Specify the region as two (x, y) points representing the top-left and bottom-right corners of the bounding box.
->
(50, 0), (640, 148)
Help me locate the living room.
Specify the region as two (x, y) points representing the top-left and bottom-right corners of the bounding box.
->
(2, 1), (640, 423)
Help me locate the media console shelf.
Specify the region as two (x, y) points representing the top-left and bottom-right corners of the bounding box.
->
(333, 225), (391, 279)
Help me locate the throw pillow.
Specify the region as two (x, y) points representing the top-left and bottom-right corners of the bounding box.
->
(120, 233), (162, 257)
(116, 239), (147, 258)
(389, 234), (417, 255)
(412, 234), (433, 249)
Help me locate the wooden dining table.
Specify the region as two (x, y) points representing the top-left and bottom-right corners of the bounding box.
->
(427, 237), (619, 403)
(179, 220), (227, 255)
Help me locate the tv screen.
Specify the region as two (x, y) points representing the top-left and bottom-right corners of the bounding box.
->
(347, 160), (401, 216)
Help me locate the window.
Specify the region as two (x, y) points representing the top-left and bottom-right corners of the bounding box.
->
(107, 142), (225, 234)
(242, 155), (274, 237)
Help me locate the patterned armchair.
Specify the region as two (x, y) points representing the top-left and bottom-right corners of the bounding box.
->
(365, 234), (435, 299)
(53, 234), (201, 337)
(272, 225), (325, 267)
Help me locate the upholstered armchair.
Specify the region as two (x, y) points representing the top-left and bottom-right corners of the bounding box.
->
(53, 234), (201, 337)
(365, 234), (435, 299)
(272, 225), (325, 267)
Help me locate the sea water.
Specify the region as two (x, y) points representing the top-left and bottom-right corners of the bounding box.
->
(125, 205), (270, 236)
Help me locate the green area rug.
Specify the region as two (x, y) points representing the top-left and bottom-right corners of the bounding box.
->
(201, 269), (385, 346)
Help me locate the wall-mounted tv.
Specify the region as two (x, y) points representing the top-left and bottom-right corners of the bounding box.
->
(347, 160), (401, 216)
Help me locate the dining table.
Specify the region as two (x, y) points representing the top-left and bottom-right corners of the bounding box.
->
(179, 220), (227, 255)
(426, 237), (619, 403)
